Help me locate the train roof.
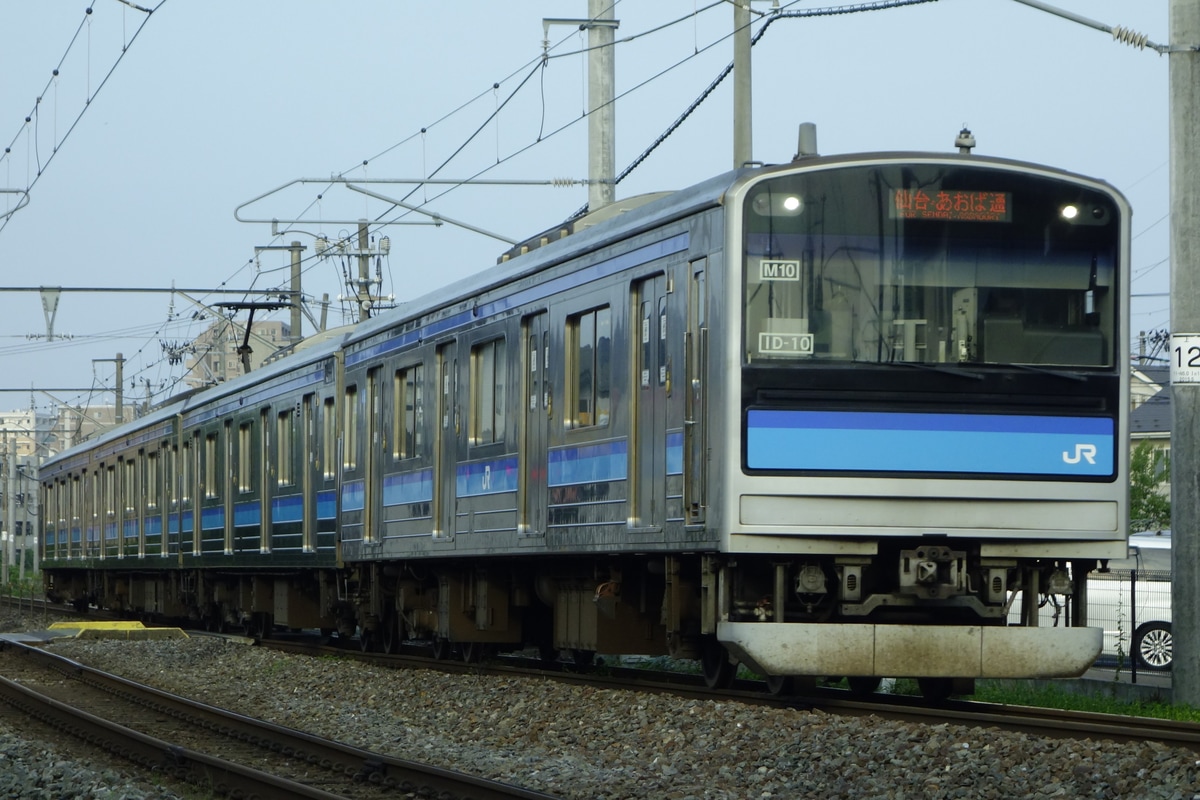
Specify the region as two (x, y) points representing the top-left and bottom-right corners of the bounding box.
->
(342, 148), (1124, 350)
(344, 168), (750, 349)
(42, 327), (350, 472)
(40, 147), (1125, 475)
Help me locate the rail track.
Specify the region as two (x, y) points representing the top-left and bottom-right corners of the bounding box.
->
(6, 596), (1199, 770)
(0, 638), (559, 800)
(258, 632), (1200, 753)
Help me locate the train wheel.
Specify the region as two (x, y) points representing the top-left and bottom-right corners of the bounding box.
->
(917, 677), (955, 701)
(700, 637), (736, 690)
(359, 629), (375, 653)
(847, 676), (881, 696)
(571, 649), (596, 670)
(431, 637), (452, 660)
(380, 613), (400, 654)
(462, 641), (487, 663)
(536, 642), (560, 665)
(764, 674), (794, 696)
(252, 613), (273, 640)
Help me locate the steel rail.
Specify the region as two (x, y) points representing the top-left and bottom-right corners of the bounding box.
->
(0, 640), (560, 800)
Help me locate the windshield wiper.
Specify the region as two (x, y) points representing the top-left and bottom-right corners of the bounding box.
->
(886, 361), (984, 380)
(1005, 363), (1087, 382)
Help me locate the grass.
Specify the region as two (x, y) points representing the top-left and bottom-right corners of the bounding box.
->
(633, 657), (1200, 722)
(969, 680), (1200, 722)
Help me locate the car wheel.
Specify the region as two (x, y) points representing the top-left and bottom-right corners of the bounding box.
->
(1132, 621), (1172, 671)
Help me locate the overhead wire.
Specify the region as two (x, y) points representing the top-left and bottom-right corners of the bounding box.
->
(18, 0), (1070, 409)
(0, 0), (170, 236)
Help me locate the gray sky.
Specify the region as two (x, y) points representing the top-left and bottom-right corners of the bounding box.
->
(0, 0), (1169, 413)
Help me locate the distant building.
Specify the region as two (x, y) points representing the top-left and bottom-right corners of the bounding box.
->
(183, 319), (291, 390)
(0, 408), (58, 460)
(1130, 365), (1171, 511)
(0, 404), (138, 463)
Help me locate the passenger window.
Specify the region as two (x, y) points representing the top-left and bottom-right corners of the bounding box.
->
(146, 452), (158, 510)
(394, 364), (424, 459)
(471, 339), (506, 445)
(277, 410), (294, 487)
(204, 434), (219, 500)
(238, 422), (253, 494)
(343, 386), (358, 471)
(568, 307), (611, 428)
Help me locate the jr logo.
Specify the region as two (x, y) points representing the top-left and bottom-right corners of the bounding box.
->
(1062, 444), (1097, 465)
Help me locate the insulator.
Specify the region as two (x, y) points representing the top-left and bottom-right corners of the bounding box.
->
(1112, 26), (1148, 50)
(552, 177), (574, 188)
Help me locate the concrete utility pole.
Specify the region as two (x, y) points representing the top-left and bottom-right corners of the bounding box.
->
(356, 220), (372, 322)
(733, 0), (753, 168)
(93, 354), (126, 425)
(253, 242), (307, 344)
(3, 434), (13, 586)
(19, 467), (29, 582)
(1169, 0), (1200, 708)
(588, 0), (616, 211)
(290, 241), (303, 345)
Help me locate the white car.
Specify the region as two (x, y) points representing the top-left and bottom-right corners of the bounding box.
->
(1009, 530), (1172, 671)
(1086, 530), (1171, 671)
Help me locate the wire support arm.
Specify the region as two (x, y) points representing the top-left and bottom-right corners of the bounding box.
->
(1010, 0), (1176, 54)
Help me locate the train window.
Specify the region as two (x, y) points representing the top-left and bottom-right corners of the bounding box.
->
(71, 474), (81, 536)
(323, 397), (336, 480)
(277, 410), (294, 487)
(204, 433), (219, 500)
(123, 459), (136, 514)
(742, 165), (1118, 367)
(394, 365), (424, 459)
(167, 447), (178, 510)
(568, 307), (612, 428)
(343, 386), (358, 471)
(104, 465), (115, 519)
(146, 452), (158, 511)
(471, 339), (507, 446)
(182, 439), (194, 505)
(238, 423), (253, 494)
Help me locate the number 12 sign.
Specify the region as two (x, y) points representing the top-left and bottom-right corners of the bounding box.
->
(1171, 334), (1200, 385)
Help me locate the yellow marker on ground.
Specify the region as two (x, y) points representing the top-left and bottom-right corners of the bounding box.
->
(47, 620), (188, 640)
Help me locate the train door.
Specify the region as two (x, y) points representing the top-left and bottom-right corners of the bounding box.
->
(632, 273), (669, 530)
(259, 409), (270, 554)
(224, 420), (234, 555)
(685, 259), (708, 525)
(433, 342), (458, 541)
(165, 445), (178, 557)
(521, 312), (550, 537)
(364, 366), (383, 544)
(302, 393), (316, 553)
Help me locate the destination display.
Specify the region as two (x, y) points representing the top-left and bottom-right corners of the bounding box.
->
(891, 188), (1011, 222)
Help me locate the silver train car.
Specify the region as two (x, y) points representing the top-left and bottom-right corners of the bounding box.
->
(40, 143), (1130, 696)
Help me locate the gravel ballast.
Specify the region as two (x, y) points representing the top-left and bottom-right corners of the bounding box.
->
(2, 613), (1200, 799)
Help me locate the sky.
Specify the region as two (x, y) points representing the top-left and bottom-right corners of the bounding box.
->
(0, 0), (1171, 416)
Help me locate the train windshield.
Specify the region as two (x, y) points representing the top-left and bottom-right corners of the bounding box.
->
(742, 163), (1120, 368)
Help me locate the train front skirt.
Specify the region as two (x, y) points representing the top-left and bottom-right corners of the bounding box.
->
(718, 622), (1103, 679)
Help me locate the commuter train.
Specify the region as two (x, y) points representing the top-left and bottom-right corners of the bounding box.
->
(39, 132), (1131, 697)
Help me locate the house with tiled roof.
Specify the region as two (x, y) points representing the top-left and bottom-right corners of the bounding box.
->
(1130, 364), (1171, 528)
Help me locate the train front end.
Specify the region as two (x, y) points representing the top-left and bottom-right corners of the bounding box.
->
(713, 153), (1130, 684)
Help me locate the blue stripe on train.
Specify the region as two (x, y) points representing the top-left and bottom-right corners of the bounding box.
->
(234, 502), (261, 528)
(383, 471), (434, 506)
(272, 494), (303, 524)
(317, 489), (337, 520)
(746, 410), (1114, 476)
(457, 457), (519, 497)
(549, 440), (628, 487)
